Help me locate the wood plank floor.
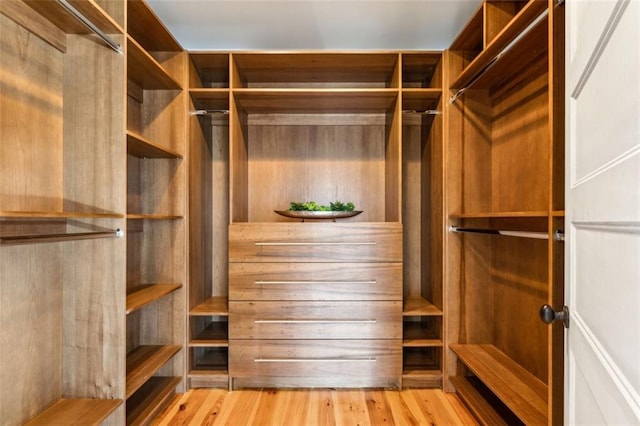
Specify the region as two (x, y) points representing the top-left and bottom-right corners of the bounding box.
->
(153, 388), (478, 425)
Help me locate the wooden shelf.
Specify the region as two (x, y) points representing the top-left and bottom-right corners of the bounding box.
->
(24, 398), (122, 426)
(450, 376), (511, 426)
(403, 338), (443, 348)
(190, 322), (228, 347)
(403, 297), (443, 316)
(0, 211), (123, 219)
(450, 3), (483, 52)
(188, 370), (229, 388)
(401, 88), (442, 112)
(190, 297), (229, 316)
(126, 376), (181, 426)
(126, 345), (181, 398)
(449, 211), (549, 219)
(402, 370), (442, 388)
(190, 89), (230, 110)
(232, 89), (398, 114)
(126, 214), (183, 220)
(451, 0), (548, 90)
(127, 0), (181, 52)
(403, 322), (442, 347)
(127, 37), (181, 90)
(450, 344), (548, 425)
(126, 284), (182, 314)
(23, 0), (123, 36)
(127, 131), (183, 159)
(232, 52), (399, 87)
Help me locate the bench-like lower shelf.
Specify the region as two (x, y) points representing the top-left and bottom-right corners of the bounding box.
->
(24, 398), (122, 425)
(126, 345), (181, 398)
(126, 376), (182, 426)
(450, 344), (548, 425)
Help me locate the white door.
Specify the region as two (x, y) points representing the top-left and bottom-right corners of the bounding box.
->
(566, 0), (640, 424)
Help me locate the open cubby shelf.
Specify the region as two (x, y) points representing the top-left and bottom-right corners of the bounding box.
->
(191, 297), (229, 316)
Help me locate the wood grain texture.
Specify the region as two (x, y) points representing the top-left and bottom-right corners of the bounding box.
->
(0, 0), (66, 52)
(0, 14), (63, 212)
(0, 245), (63, 425)
(231, 52), (399, 88)
(450, 344), (548, 425)
(229, 262), (402, 301)
(24, 398), (122, 426)
(229, 339), (401, 384)
(229, 222), (402, 263)
(229, 301), (402, 339)
(245, 121), (387, 222)
(63, 34), (125, 215)
(126, 0), (181, 52)
(153, 388), (477, 426)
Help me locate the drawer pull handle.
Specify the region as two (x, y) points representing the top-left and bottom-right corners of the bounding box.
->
(254, 319), (376, 324)
(254, 358), (376, 363)
(254, 280), (376, 285)
(254, 242), (376, 246)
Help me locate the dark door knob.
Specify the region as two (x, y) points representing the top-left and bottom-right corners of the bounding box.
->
(539, 304), (569, 328)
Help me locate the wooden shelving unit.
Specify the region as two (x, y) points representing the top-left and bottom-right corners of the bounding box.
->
(187, 51), (231, 390)
(127, 37), (181, 90)
(401, 51), (445, 388)
(125, 0), (186, 419)
(1, 0), (126, 423)
(445, 1), (564, 423)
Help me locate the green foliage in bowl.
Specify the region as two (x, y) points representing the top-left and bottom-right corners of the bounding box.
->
(289, 201), (356, 212)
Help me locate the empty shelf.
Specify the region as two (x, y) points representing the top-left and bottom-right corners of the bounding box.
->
(126, 376), (181, 426)
(403, 297), (443, 316)
(190, 297), (229, 316)
(450, 344), (547, 425)
(126, 284), (182, 315)
(25, 398), (122, 426)
(126, 345), (181, 398)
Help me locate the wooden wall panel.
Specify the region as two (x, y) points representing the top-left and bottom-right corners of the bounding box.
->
(491, 67), (549, 213)
(0, 245), (63, 424)
(460, 91), (492, 214)
(0, 14), (63, 212)
(188, 113), (212, 308)
(402, 122), (423, 298)
(62, 229), (126, 398)
(246, 120), (386, 223)
(63, 34), (125, 215)
(491, 236), (548, 382)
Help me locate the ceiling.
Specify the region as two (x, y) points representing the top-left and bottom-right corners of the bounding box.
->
(146, 0), (483, 51)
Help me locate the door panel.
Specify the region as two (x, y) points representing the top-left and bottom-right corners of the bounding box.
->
(566, 0), (640, 423)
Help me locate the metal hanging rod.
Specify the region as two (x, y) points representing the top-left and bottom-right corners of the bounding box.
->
(448, 225), (563, 241)
(449, 6), (550, 104)
(1, 228), (123, 246)
(56, 0), (122, 54)
(191, 109), (230, 116)
(402, 110), (442, 115)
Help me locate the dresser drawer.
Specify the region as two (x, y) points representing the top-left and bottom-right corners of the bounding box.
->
(229, 339), (402, 378)
(229, 301), (401, 339)
(229, 223), (402, 263)
(229, 262), (402, 301)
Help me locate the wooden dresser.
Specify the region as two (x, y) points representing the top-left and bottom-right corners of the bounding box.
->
(228, 222), (403, 388)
